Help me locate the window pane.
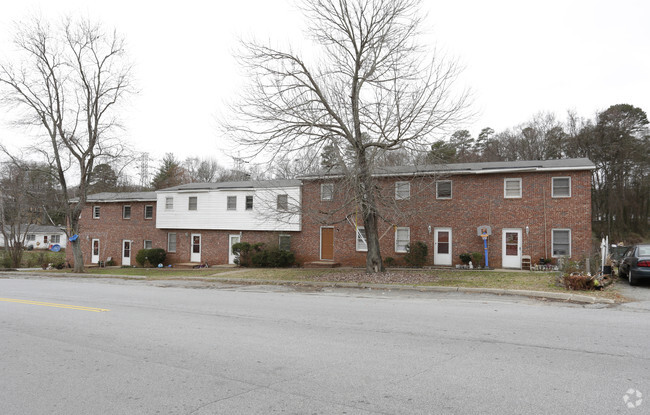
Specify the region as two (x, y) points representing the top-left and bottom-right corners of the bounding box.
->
(227, 196), (236, 210)
(189, 197), (198, 210)
(552, 230), (570, 256)
(277, 194), (288, 210)
(437, 181), (452, 198)
(395, 182), (410, 200)
(279, 235), (291, 251)
(93, 206), (100, 218)
(144, 240), (152, 249)
(505, 179), (521, 197)
(165, 197), (173, 209)
(321, 184), (333, 200)
(145, 205), (153, 219)
(356, 227), (367, 251)
(123, 206), (131, 219)
(396, 228), (409, 252)
(168, 233), (177, 252)
(553, 178), (570, 197)
(246, 196), (253, 210)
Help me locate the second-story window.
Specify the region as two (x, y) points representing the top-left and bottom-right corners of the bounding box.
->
(144, 205), (153, 219)
(123, 205), (131, 219)
(227, 196), (237, 210)
(93, 206), (100, 219)
(552, 177), (571, 198)
(395, 181), (410, 200)
(436, 181), (452, 199)
(321, 183), (334, 201)
(277, 194), (288, 210)
(504, 178), (522, 198)
(165, 197), (173, 210)
(245, 196), (254, 210)
(188, 196), (198, 211)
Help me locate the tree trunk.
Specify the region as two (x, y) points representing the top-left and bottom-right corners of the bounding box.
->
(356, 149), (384, 273)
(72, 239), (84, 273)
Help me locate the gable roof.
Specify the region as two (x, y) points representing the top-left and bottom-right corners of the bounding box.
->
(2, 224), (65, 234)
(301, 158), (596, 179)
(85, 191), (158, 202)
(157, 179), (302, 192)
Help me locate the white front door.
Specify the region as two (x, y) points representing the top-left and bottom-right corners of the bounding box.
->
(229, 234), (240, 264)
(433, 228), (452, 265)
(502, 229), (522, 269)
(191, 234), (201, 262)
(122, 240), (131, 266)
(91, 239), (100, 264)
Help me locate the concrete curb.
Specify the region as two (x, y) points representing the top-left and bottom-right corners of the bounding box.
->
(0, 271), (616, 304)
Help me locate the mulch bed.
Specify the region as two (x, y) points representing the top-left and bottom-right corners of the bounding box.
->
(306, 271), (441, 285)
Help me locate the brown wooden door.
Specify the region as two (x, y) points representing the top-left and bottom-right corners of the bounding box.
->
(321, 228), (334, 260)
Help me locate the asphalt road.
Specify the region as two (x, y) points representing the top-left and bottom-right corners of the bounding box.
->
(1, 276), (649, 415)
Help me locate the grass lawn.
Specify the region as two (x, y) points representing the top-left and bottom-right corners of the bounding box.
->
(49, 266), (625, 301)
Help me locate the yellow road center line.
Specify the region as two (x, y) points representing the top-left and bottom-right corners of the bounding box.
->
(0, 298), (110, 312)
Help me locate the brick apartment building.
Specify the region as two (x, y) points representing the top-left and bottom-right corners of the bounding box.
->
(68, 158), (594, 269)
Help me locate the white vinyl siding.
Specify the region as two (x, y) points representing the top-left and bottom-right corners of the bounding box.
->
(504, 178), (522, 198)
(356, 227), (367, 252)
(321, 183), (334, 201)
(552, 229), (571, 257)
(552, 177), (571, 198)
(395, 182), (410, 200)
(395, 227), (410, 253)
(167, 233), (177, 252)
(436, 181), (452, 199)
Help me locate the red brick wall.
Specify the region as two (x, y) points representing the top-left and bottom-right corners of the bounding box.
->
(298, 170), (592, 268)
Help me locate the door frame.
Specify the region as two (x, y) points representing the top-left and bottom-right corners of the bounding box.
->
(91, 239), (100, 264)
(320, 226), (334, 260)
(502, 228), (522, 269)
(122, 239), (132, 266)
(190, 233), (201, 263)
(433, 227), (452, 266)
(228, 234), (240, 265)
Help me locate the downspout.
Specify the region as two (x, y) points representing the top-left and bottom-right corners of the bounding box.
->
(543, 180), (548, 259)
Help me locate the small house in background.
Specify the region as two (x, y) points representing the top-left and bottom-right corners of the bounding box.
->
(0, 224), (67, 250)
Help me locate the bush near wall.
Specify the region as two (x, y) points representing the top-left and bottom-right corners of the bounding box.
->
(404, 241), (428, 267)
(135, 248), (167, 267)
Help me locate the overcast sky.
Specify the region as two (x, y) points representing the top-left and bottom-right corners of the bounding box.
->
(1, 0), (648, 176)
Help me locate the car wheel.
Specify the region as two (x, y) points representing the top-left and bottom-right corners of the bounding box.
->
(629, 271), (639, 286)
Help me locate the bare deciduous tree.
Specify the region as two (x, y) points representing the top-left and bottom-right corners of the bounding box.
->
(225, 0), (469, 272)
(0, 16), (133, 272)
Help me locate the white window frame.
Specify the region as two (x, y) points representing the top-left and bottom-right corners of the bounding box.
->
(245, 195), (254, 211)
(321, 183), (334, 201)
(188, 196), (198, 211)
(395, 181), (410, 200)
(551, 229), (571, 258)
(165, 197), (173, 210)
(93, 206), (100, 219)
(51, 235), (61, 244)
(227, 196), (237, 210)
(277, 194), (288, 211)
(436, 181), (452, 199)
(144, 205), (154, 219)
(167, 233), (177, 253)
(552, 177), (571, 198)
(123, 205), (131, 219)
(356, 226), (368, 252)
(395, 227), (410, 253)
(504, 178), (522, 199)
(26, 234), (35, 241)
(144, 240), (153, 249)
(279, 234), (291, 251)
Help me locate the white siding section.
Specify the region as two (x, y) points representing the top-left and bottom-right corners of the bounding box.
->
(156, 186), (301, 231)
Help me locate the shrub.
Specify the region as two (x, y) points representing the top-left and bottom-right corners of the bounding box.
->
(563, 273), (595, 291)
(471, 252), (483, 267)
(251, 248), (295, 268)
(404, 241), (428, 267)
(384, 256), (395, 266)
(106, 258), (116, 266)
(135, 248), (167, 267)
(459, 253), (472, 265)
(0, 252), (11, 268)
(231, 242), (264, 267)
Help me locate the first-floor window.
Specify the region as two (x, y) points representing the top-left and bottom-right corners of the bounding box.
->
(356, 227), (367, 251)
(279, 235), (291, 251)
(395, 227), (410, 253)
(552, 229), (571, 257)
(26, 234), (35, 241)
(51, 235), (61, 244)
(167, 233), (177, 253)
(144, 240), (153, 249)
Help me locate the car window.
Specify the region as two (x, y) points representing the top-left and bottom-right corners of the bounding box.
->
(638, 246), (650, 256)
